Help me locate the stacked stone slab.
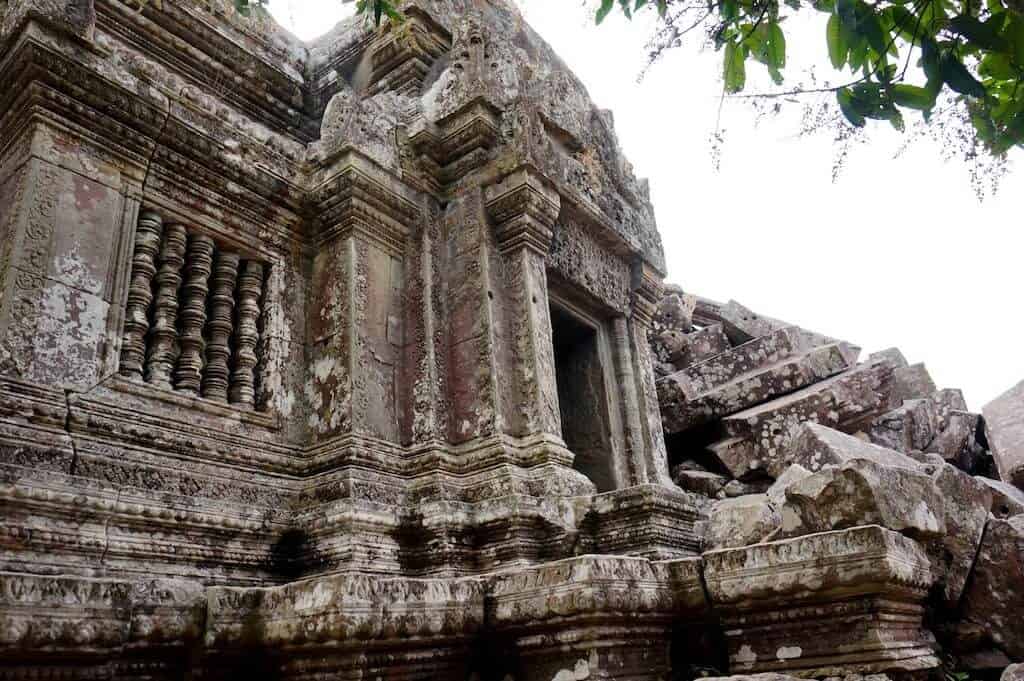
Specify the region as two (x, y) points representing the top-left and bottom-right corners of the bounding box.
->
(656, 293), (994, 490)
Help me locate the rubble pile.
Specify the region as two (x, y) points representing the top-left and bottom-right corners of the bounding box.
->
(654, 287), (1024, 676)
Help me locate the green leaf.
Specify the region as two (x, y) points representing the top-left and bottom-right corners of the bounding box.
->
(724, 40), (747, 92)
(837, 87), (866, 126)
(948, 15), (1009, 52)
(891, 83), (937, 109)
(767, 23), (787, 68)
(940, 53), (988, 97)
(827, 14), (848, 68)
(596, 0), (615, 24)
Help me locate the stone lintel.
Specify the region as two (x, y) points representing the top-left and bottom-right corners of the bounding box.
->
(703, 525), (938, 677)
(484, 166), (561, 255)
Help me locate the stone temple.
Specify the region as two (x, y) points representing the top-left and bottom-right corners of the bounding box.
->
(0, 1), (1022, 679)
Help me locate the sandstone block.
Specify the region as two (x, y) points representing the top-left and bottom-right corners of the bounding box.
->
(868, 398), (938, 453)
(705, 495), (780, 550)
(977, 476), (1024, 518)
(713, 352), (909, 478)
(961, 514), (1024, 660)
(779, 457), (944, 541)
(703, 525), (937, 677)
(929, 464), (992, 607)
(983, 380), (1024, 489)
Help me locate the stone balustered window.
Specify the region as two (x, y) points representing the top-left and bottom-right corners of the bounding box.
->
(119, 209), (268, 411)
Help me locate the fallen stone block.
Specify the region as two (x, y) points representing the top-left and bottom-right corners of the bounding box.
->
(928, 464), (992, 608)
(961, 514), (1024, 660)
(654, 290), (697, 335)
(673, 467), (729, 497)
(983, 380), (1024, 489)
(659, 343), (852, 434)
(713, 352), (910, 478)
(778, 456), (944, 541)
(932, 389), (970, 429)
(703, 525), (938, 677)
(766, 464), (813, 506)
(705, 495), (780, 550)
(890, 363), (938, 405)
(785, 423), (922, 475)
(717, 300), (783, 345)
(977, 476), (1024, 518)
(927, 410), (981, 466)
(868, 398), (938, 454)
(670, 323), (732, 369)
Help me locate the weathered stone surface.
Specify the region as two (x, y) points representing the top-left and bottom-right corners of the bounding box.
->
(673, 467), (730, 497)
(928, 463), (992, 607)
(782, 422), (923, 476)
(704, 525), (938, 677)
(978, 476), (1024, 518)
(711, 351), (910, 478)
(778, 457), (945, 540)
(660, 339), (852, 434)
(868, 398), (938, 453)
(961, 515), (1024, 660)
(705, 495), (781, 549)
(984, 380), (1024, 489)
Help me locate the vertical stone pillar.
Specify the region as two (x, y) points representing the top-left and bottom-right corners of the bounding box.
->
(484, 167), (562, 439)
(144, 223), (186, 388)
(629, 262), (671, 486)
(229, 260), (264, 408)
(174, 234), (214, 395)
(202, 251), (240, 403)
(119, 211), (163, 379)
(610, 315), (645, 487)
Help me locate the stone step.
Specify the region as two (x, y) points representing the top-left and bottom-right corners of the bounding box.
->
(658, 342), (853, 435)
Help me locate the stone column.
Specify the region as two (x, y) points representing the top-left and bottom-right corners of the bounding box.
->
(629, 262), (672, 486)
(144, 223), (186, 388)
(229, 260), (264, 408)
(484, 167), (562, 440)
(174, 234), (214, 395)
(119, 211), (163, 380)
(202, 251), (240, 403)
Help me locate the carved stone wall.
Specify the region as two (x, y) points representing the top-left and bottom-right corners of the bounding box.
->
(0, 0), (707, 677)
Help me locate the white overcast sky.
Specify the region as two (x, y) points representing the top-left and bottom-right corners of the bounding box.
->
(268, 0), (1022, 410)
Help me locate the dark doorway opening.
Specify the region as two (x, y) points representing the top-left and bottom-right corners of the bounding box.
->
(550, 304), (616, 492)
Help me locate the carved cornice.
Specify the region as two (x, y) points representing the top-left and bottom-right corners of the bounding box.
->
(311, 148), (420, 256)
(408, 97), (502, 188)
(630, 260), (664, 328)
(484, 166), (561, 256)
(95, 0), (313, 142)
(367, 7), (452, 96)
(703, 525), (935, 607)
(206, 573), (486, 648)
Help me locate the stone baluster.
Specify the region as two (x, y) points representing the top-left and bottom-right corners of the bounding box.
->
(119, 211), (163, 379)
(144, 223), (187, 388)
(202, 251), (240, 402)
(229, 260), (264, 408)
(174, 234), (215, 394)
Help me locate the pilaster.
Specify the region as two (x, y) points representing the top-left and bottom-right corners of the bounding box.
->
(484, 167), (562, 441)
